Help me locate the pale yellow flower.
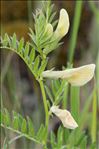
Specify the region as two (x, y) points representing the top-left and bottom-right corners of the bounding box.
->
(50, 106), (78, 129)
(42, 64), (95, 86)
(54, 8), (69, 39)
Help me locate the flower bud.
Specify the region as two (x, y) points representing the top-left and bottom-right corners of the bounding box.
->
(50, 106), (78, 129)
(45, 23), (53, 36)
(54, 9), (69, 39)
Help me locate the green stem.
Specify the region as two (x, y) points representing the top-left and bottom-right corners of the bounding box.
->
(39, 80), (49, 129)
(1, 52), (14, 84)
(89, 1), (99, 20)
(91, 87), (97, 143)
(70, 86), (80, 122)
(68, 1), (83, 64)
(63, 83), (69, 108)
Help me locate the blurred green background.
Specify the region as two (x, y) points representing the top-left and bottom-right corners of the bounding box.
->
(1, 1), (99, 149)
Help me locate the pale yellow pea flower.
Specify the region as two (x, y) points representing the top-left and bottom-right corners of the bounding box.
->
(54, 8), (69, 39)
(50, 106), (78, 129)
(42, 64), (95, 86)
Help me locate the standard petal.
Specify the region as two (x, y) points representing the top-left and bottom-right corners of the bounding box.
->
(65, 64), (95, 86)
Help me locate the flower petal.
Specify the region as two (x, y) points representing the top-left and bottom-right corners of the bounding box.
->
(64, 64), (95, 86)
(54, 8), (69, 39)
(50, 106), (78, 129)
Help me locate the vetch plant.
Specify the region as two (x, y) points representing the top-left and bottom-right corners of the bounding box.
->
(0, 1), (97, 149)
